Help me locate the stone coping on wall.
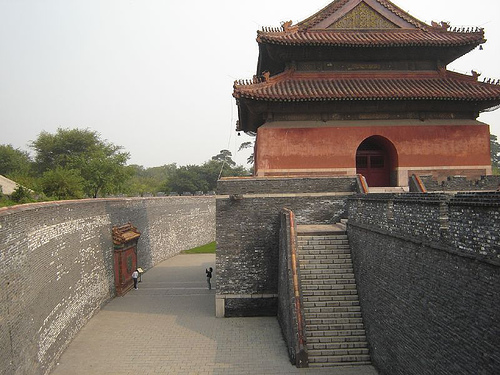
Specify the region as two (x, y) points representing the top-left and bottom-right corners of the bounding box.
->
(348, 221), (498, 266)
(0, 195), (213, 216)
(217, 176), (358, 195)
(216, 192), (356, 200)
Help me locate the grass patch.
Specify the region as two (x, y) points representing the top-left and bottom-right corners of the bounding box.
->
(182, 241), (216, 254)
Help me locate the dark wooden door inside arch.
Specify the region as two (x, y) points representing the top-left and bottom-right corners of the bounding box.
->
(356, 149), (390, 187)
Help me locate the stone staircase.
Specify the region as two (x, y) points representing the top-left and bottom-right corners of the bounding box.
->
(296, 224), (371, 367)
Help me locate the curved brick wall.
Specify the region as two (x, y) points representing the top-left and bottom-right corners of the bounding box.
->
(0, 197), (215, 375)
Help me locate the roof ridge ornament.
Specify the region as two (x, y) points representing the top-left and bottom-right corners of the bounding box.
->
(431, 21), (450, 31)
(281, 20), (299, 33)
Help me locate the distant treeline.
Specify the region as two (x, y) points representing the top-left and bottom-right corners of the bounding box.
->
(0, 128), (250, 206)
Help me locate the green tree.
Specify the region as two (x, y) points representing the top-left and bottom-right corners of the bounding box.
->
(238, 141), (255, 165)
(40, 167), (84, 199)
(162, 151), (250, 194)
(10, 185), (33, 204)
(0, 144), (33, 176)
(127, 163), (178, 195)
(211, 149), (236, 167)
(31, 128), (131, 197)
(491, 134), (500, 174)
(78, 147), (132, 198)
(168, 165), (209, 193)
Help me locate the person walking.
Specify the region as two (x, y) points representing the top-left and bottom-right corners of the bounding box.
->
(205, 267), (213, 290)
(132, 269), (139, 290)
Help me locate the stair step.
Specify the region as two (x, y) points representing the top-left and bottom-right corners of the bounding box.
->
(308, 348), (369, 356)
(299, 258), (353, 266)
(299, 253), (352, 260)
(308, 354), (371, 365)
(304, 306), (361, 314)
(303, 294), (359, 301)
(307, 335), (367, 344)
(308, 341), (368, 350)
(302, 289), (358, 296)
(300, 270), (354, 277)
(301, 272), (355, 280)
(307, 329), (367, 337)
(299, 250), (352, 256)
(306, 317), (364, 326)
(303, 300), (360, 308)
(304, 311), (362, 320)
(302, 284), (357, 291)
(298, 242), (348, 247)
(301, 279), (356, 286)
(300, 264), (354, 272)
(306, 323), (366, 332)
(297, 235), (348, 240)
(298, 245), (349, 250)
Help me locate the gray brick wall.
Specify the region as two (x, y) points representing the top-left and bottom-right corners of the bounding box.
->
(216, 177), (354, 316)
(347, 192), (500, 375)
(0, 197), (215, 375)
(217, 176), (357, 195)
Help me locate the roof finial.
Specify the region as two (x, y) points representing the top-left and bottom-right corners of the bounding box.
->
(281, 20), (298, 33)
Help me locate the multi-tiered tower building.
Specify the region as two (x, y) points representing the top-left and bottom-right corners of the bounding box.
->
(234, 0), (500, 187)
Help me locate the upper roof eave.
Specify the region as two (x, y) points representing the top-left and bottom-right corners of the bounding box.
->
(233, 69), (500, 103)
(256, 29), (485, 48)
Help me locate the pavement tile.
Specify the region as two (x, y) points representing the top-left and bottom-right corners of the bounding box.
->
(50, 254), (377, 375)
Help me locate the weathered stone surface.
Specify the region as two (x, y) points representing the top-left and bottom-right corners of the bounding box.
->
(347, 192), (500, 375)
(420, 174), (500, 192)
(0, 197), (215, 375)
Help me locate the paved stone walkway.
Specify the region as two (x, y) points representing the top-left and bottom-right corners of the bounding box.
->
(51, 254), (378, 375)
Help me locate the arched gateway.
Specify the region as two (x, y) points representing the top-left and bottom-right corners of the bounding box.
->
(356, 136), (398, 187)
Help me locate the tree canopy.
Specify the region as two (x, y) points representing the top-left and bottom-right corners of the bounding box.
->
(0, 144), (32, 176)
(30, 128), (131, 198)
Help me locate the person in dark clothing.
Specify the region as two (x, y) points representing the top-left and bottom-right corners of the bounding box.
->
(206, 267), (213, 290)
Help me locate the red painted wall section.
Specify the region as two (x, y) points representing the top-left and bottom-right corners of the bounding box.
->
(113, 246), (137, 296)
(255, 123), (491, 172)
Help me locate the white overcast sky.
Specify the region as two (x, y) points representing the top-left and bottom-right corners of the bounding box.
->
(1, 0), (499, 167)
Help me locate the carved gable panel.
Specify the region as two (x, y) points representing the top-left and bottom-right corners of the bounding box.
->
(328, 2), (398, 29)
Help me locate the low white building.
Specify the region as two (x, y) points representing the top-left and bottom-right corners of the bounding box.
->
(0, 175), (19, 195)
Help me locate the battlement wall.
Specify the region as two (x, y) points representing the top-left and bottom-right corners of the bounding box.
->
(0, 197), (215, 375)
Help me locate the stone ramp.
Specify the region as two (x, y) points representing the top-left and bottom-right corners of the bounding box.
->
(297, 225), (371, 367)
(50, 253), (378, 375)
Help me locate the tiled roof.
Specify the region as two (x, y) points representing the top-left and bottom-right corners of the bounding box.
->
(233, 70), (500, 102)
(257, 29), (485, 48)
(296, 0), (428, 31)
(112, 223), (141, 245)
(257, 0), (485, 48)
